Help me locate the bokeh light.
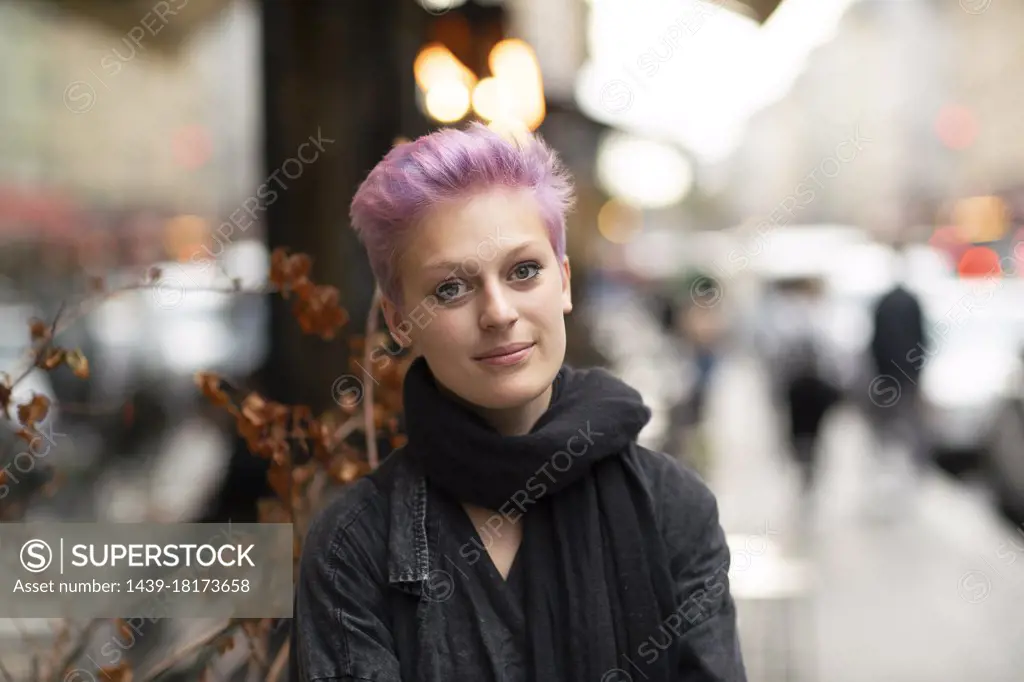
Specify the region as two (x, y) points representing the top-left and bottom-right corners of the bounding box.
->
(956, 245), (1002, 278)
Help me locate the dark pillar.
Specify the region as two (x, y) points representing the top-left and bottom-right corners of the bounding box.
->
(201, 0), (426, 522)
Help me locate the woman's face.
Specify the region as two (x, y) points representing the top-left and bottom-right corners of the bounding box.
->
(383, 187), (572, 411)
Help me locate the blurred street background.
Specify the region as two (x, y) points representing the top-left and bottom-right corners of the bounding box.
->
(3, 0), (1024, 679)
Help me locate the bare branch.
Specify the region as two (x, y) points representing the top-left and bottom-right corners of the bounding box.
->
(363, 288), (381, 470)
(135, 619), (235, 682)
(265, 637), (290, 682)
(53, 618), (107, 680)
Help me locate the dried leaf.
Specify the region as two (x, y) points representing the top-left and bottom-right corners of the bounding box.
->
(89, 275), (106, 293)
(195, 372), (230, 407)
(39, 347), (65, 370)
(214, 633), (235, 654)
(147, 266), (162, 282)
(95, 662), (132, 682)
(329, 456), (367, 484)
(115, 618), (132, 641)
(17, 394), (50, 429)
(65, 349), (90, 378)
(267, 462), (292, 501)
(241, 392), (269, 426)
(29, 318), (49, 342)
(270, 248), (312, 291)
(257, 497), (292, 523)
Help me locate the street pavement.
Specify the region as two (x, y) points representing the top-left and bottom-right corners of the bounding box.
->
(702, 353), (1024, 682)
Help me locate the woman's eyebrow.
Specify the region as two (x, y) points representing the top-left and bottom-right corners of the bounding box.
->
(420, 242), (541, 275)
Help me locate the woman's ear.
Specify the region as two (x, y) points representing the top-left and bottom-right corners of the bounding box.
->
(560, 256), (573, 314)
(380, 294), (411, 348)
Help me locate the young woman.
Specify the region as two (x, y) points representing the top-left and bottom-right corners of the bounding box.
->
(290, 123), (746, 682)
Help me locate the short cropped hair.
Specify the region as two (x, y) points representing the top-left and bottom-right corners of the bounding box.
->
(349, 122), (575, 306)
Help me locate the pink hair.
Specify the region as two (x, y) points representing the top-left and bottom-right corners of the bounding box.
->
(349, 122), (575, 306)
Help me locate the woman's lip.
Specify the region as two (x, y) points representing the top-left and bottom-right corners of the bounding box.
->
(475, 344), (535, 366)
(474, 343), (534, 360)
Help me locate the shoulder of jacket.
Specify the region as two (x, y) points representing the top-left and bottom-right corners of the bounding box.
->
(302, 447), (411, 552)
(628, 443), (718, 523)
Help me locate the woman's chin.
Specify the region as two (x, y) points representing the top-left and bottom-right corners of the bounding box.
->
(461, 372), (553, 411)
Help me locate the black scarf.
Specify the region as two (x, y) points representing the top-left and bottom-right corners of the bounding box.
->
(402, 355), (679, 682)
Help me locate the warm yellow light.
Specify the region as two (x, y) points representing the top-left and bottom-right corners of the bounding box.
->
(425, 81), (472, 123)
(485, 39), (546, 130)
(487, 118), (532, 145)
(597, 198), (643, 245)
(472, 76), (546, 131)
(472, 77), (514, 122)
(164, 214), (210, 261)
(522, 93), (546, 131)
(488, 39), (540, 85)
(954, 195), (1009, 243)
(414, 43), (476, 91)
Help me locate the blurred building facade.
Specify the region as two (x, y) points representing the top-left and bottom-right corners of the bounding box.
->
(0, 0), (259, 245)
(725, 0), (1024, 237)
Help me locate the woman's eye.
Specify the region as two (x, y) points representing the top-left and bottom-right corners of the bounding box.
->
(436, 280), (467, 302)
(511, 262), (541, 281)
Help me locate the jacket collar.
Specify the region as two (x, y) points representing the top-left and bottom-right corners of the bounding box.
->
(385, 450), (431, 588)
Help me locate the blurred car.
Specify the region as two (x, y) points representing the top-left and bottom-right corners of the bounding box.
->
(985, 357), (1024, 522)
(919, 282), (1024, 470)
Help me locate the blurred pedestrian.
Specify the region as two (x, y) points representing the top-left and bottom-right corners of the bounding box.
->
(867, 245), (930, 487)
(771, 278), (843, 499)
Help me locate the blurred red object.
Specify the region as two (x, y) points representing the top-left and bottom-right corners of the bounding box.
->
(0, 186), (78, 239)
(957, 245), (1001, 278)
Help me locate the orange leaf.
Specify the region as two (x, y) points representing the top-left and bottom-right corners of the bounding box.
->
(115, 618), (132, 641)
(17, 394), (50, 428)
(292, 276), (315, 300)
(267, 462), (292, 501)
(39, 347), (65, 370)
(214, 633), (235, 654)
(65, 349), (90, 378)
(95, 662), (132, 682)
(29, 318), (49, 342)
(257, 497), (292, 523)
(195, 372), (230, 407)
(240, 392), (269, 426)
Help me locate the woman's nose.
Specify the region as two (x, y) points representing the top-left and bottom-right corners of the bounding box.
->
(479, 285), (519, 330)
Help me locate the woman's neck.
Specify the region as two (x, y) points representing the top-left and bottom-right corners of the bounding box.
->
(439, 382), (554, 436)
(479, 383), (555, 436)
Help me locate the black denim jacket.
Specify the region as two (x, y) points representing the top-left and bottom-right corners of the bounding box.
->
(290, 445), (746, 682)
